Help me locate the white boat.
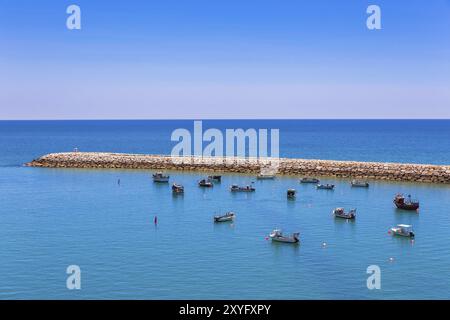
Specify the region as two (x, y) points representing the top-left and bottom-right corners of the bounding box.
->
(153, 172), (169, 183)
(230, 184), (255, 192)
(172, 183), (184, 194)
(389, 224), (415, 238)
(351, 180), (369, 188)
(256, 173), (275, 180)
(317, 183), (334, 190)
(198, 178), (213, 187)
(333, 208), (356, 219)
(269, 229), (299, 243)
(214, 212), (235, 222)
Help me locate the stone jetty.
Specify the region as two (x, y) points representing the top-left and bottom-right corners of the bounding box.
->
(25, 152), (450, 184)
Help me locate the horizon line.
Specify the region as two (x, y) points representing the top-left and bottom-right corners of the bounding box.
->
(0, 118), (449, 121)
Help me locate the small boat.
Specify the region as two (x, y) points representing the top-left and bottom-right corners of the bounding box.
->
(153, 172), (169, 183)
(214, 212), (235, 222)
(393, 194), (419, 210)
(269, 229), (300, 243)
(198, 178), (213, 187)
(351, 180), (369, 188)
(172, 183), (184, 194)
(256, 173), (275, 180)
(333, 208), (356, 219)
(389, 224), (415, 238)
(287, 189), (296, 199)
(317, 184), (335, 190)
(230, 184), (255, 192)
(300, 177), (320, 184)
(208, 175), (222, 182)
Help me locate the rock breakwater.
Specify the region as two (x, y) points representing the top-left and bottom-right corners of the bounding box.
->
(25, 152), (450, 184)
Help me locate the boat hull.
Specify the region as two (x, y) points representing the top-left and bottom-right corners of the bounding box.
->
(351, 183), (369, 188)
(214, 217), (234, 222)
(394, 202), (419, 210)
(214, 213), (235, 222)
(230, 187), (255, 192)
(270, 237), (299, 244)
(317, 185), (334, 190)
(334, 214), (355, 219)
(391, 229), (415, 238)
(257, 176), (275, 180)
(300, 179), (319, 184)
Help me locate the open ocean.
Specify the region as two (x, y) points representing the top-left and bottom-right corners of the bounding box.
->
(0, 120), (449, 299)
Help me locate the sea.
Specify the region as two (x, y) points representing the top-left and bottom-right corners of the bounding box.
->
(0, 120), (449, 299)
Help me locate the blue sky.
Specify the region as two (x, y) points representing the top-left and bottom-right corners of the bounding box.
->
(1, 0), (449, 119)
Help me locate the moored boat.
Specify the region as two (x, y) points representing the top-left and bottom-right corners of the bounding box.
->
(198, 178), (213, 187)
(153, 172), (169, 183)
(214, 212), (235, 222)
(393, 194), (419, 210)
(300, 177), (320, 184)
(256, 172), (275, 180)
(230, 184), (255, 192)
(333, 207), (356, 219)
(208, 175), (222, 182)
(389, 224), (415, 238)
(269, 229), (299, 243)
(351, 180), (369, 188)
(287, 189), (296, 199)
(172, 183), (184, 194)
(317, 183), (334, 190)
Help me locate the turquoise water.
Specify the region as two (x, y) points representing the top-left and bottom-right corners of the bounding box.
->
(1, 120), (450, 299)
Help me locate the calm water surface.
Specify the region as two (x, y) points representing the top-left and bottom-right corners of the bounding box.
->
(0, 120), (449, 299)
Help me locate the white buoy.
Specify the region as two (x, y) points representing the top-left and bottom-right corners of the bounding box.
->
(322, 242), (327, 247)
(389, 257), (395, 262)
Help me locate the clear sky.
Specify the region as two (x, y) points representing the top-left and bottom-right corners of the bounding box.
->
(1, 0), (449, 119)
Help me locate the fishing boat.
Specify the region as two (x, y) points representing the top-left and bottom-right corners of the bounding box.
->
(269, 229), (300, 244)
(256, 173), (275, 180)
(351, 180), (369, 188)
(393, 194), (419, 210)
(172, 183), (184, 194)
(153, 172), (169, 183)
(389, 224), (415, 238)
(198, 178), (213, 187)
(300, 177), (320, 184)
(287, 189), (296, 199)
(230, 184), (255, 192)
(317, 184), (334, 190)
(333, 208), (356, 219)
(213, 212), (235, 222)
(208, 175), (222, 182)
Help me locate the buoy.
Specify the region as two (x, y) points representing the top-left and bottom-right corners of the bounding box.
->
(322, 242), (327, 247)
(154, 216), (158, 225)
(389, 257), (395, 262)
